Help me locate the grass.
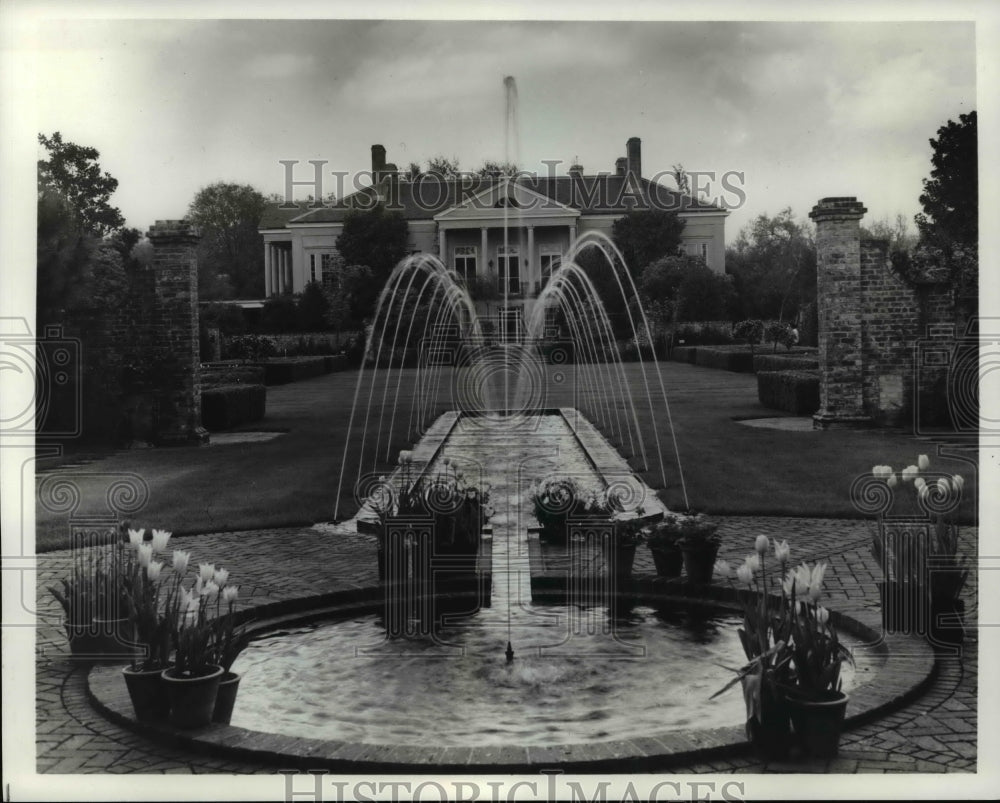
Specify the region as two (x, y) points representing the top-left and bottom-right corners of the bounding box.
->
(33, 360), (978, 552)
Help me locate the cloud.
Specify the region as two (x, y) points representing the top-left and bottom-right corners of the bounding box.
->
(244, 53), (317, 79)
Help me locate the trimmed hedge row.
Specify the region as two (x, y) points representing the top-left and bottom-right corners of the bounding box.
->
(695, 347), (755, 373)
(257, 357), (328, 385)
(757, 370), (820, 415)
(753, 354), (819, 373)
(201, 384), (267, 430)
(201, 364), (266, 390)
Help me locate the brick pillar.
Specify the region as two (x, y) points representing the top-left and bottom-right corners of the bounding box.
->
(146, 220), (209, 446)
(809, 197), (872, 429)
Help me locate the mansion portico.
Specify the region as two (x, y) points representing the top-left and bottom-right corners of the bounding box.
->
(260, 137), (728, 340)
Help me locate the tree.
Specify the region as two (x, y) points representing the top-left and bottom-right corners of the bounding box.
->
(297, 281), (330, 331)
(323, 263), (375, 334)
(426, 156), (460, 177)
(611, 210), (685, 278)
(726, 208), (816, 321)
(336, 204), (409, 281)
(38, 132), (125, 235)
(861, 214), (917, 254)
(638, 255), (735, 326)
(187, 182), (268, 299)
(474, 160), (520, 178)
(916, 111), (977, 254)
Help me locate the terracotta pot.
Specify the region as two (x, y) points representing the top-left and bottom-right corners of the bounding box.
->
(604, 543), (637, 580)
(122, 664), (171, 722)
(929, 596), (966, 648)
(161, 664), (223, 729)
(741, 678), (791, 760)
(681, 542), (720, 584)
(649, 546), (683, 578)
(212, 671), (242, 724)
(787, 691), (849, 758)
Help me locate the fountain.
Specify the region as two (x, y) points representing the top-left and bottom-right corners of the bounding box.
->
(85, 77), (909, 772)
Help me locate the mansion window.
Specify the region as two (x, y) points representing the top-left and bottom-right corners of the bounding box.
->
(497, 245), (521, 295)
(454, 246), (478, 281)
(320, 253), (338, 287)
(539, 247), (562, 287)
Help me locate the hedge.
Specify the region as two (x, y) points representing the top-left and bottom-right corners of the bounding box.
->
(256, 357), (328, 385)
(669, 346), (698, 364)
(201, 363), (266, 389)
(753, 354), (820, 373)
(201, 384), (267, 430)
(695, 347), (755, 373)
(757, 370), (820, 415)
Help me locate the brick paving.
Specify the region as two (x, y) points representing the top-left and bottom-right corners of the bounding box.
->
(31, 516), (978, 775)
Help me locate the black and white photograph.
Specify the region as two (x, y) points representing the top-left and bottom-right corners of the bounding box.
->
(2, 2), (997, 800)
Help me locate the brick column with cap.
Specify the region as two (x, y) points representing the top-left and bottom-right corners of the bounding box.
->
(146, 219), (209, 446)
(809, 197), (872, 429)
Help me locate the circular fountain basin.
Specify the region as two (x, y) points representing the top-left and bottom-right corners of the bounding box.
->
(230, 603), (773, 747)
(86, 591), (934, 771)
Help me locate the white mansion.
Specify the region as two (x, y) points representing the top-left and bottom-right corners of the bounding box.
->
(260, 137), (728, 338)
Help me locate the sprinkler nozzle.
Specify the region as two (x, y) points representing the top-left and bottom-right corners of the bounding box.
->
(505, 641), (515, 663)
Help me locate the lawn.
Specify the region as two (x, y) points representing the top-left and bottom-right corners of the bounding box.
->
(33, 360), (978, 552)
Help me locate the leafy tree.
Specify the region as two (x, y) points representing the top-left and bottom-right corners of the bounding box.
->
(726, 208), (816, 321)
(297, 281), (329, 331)
(474, 160), (520, 178)
(861, 214), (917, 254)
(611, 210), (686, 278)
(638, 255), (735, 328)
(187, 182), (268, 299)
(426, 156), (460, 177)
(38, 132), (125, 235)
(335, 204), (409, 318)
(323, 263), (376, 333)
(260, 293), (300, 333)
(915, 111), (977, 254)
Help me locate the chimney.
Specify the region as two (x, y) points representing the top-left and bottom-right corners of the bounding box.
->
(615, 157), (627, 176)
(371, 144), (387, 182)
(569, 163), (584, 177)
(626, 137), (642, 179)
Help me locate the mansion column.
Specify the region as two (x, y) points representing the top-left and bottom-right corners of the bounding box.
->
(264, 244), (273, 297)
(438, 228), (447, 265)
(569, 224), (577, 246)
(481, 227), (488, 275)
(527, 225), (535, 284)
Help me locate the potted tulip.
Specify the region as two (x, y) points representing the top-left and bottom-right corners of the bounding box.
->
(712, 536), (795, 760)
(781, 561), (855, 759)
(161, 563), (225, 729)
(604, 516), (645, 586)
(208, 573), (249, 724)
(120, 531), (175, 722)
(529, 475), (608, 544)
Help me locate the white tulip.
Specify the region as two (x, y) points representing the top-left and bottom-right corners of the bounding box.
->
(816, 606), (830, 625)
(222, 585), (239, 603)
(736, 563), (754, 585)
(754, 535), (769, 555)
(952, 474), (965, 492)
(887, 473), (898, 489)
(937, 477), (951, 495)
(902, 465), (919, 482)
(137, 543), (153, 568)
(918, 454), (930, 471)
(199, 563), (215, 583)
(213, 567), (230, 587)
(714, 560), (732, 579)
(150, 529), (171, 553)
(127, 528), (145, 550)
(146, 560), (163, 582)
(773, 539), (791, 564)
(172, 550), (191, 576)
(746, 553), (761, 572)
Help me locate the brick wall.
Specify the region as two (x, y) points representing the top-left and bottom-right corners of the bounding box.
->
(812, 196), (964, 430)
(142, 220), (209, 445)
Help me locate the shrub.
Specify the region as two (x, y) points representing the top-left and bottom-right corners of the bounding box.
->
(227, 334), (276, 362)
(201, 384), (266, 430)
(733, 319), (764, 347)
(260, 357), (327, 385)
(753, 354), (819, 373)
(765, 321), (796, 352)
(757, 370), (820, 415)
(695, 347), (755, 373)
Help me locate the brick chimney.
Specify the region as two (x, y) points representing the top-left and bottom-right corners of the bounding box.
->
(626, 137), (642, 179)
(615, 157), (627, 176)
(371, 144), (387, 182)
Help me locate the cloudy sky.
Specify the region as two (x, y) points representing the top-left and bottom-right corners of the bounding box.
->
(20, 14), (980, 242)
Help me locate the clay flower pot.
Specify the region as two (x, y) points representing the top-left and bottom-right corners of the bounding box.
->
(161, 664), (223, 729)
(212, 671), (242, 724)
(681, 542), (720, 584)
(787, 690), (849, 758)
(649, 545), (684, 578)
(122, 664), (171, 722)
